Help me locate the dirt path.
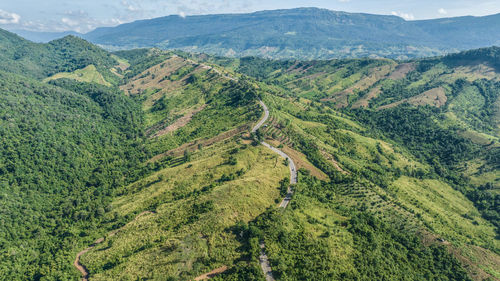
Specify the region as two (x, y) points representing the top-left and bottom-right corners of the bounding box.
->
(252, 100), (297, 204)
(261, 142), (296, 208)
(253, 100), (298, 279)
(73, 211), (154, 280)
(259, 242), (275, 281)
(193, 266), (228, 280)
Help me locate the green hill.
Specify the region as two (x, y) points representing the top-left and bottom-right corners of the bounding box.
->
(0, 29), (117, 80)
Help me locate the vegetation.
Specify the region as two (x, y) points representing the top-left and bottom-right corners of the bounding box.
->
(0, 73), (145, 279)
(0, 30), (498, 280)
(0, 29), (117, 79)
(81, 140), (288, 280)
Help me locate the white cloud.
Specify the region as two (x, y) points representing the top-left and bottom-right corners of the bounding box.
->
(338, 0), (351, 2)
(53, 10), (127, 33)
(438, 8), (448, 15)
(121, 0), (142, 13)
(61, 17), (79, 27)
(391, 11), (415, 21)
(0, 9), (21, 24)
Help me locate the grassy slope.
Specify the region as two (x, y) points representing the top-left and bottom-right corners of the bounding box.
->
(232, 59), (499, 279)
(44, 65), (112, 86)
(81, 140), (288, 280)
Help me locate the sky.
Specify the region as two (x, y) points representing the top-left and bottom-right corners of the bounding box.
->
(1, 0), (500, 33)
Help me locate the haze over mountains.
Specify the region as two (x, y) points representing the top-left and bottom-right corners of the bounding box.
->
(12, 7), (500, 59)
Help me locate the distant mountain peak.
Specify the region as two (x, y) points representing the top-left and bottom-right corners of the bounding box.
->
(79, 8), (500, 59)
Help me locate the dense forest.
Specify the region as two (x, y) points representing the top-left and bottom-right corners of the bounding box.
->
(0, 73), (146, 279)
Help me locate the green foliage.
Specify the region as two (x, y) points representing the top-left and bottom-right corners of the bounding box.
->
(347, 213), (470, 281)
(241, 174), (471, 281)
(237, 57), (296, 80)
(354, 105), (479, 168)
(114, 48), (172, 80)
(0, 72), (145, 280)
(444, 46), (500, 71)
(0, 29), (117, 79)
(148, 80), (259, 155)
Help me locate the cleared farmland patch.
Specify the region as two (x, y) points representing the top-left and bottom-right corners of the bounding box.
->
(378, 87), (447, 110)
(387, 63), (415, 80)
(44, 65), (112, 86)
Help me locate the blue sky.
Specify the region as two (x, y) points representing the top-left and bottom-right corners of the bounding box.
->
(1, 0), (500, 33)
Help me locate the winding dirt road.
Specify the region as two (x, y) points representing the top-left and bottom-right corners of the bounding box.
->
(73, 211), (154, 280)
(252, 100), (297, 281)
(252, 100), (297, 206)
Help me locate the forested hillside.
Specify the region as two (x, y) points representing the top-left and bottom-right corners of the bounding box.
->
(0, 29), (498, 280)
(0, 29), (117, 80)
(0, 73), (145, 279)
(0, 31), (146, 279)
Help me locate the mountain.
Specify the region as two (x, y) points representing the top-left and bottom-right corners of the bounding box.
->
(83, 8), (500, 59)
(0, 28), (498, 280)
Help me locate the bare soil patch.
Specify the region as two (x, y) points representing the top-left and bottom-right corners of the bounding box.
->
(149, 125), (250, 162)
(152, 105), (207, 138)
(319, 150), (349, 174)
(120, 56), (214, 96)
(321, 65), (393, 108)
(378, 87), (447, 110)
(419, 230), (500, 281)
(351, 85), (383, 108)
(388, 63), (415, 80)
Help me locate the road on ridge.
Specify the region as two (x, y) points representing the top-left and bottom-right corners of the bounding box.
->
(253, 100), (298, 281)
(252, 100), (297, 201)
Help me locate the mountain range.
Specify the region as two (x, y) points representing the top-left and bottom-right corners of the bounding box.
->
(11, 7), (500, 59)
